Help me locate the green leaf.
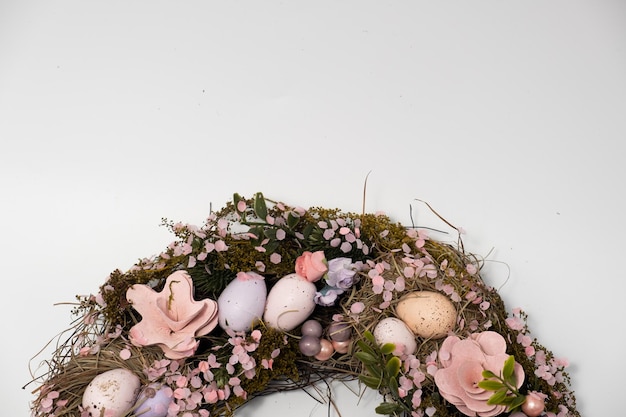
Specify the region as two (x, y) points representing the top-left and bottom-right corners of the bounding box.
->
(365, 363), (382, 379)
(356, 340), (378, 357)
(380, 343), (396, 355)
(363, 331), (376, 344)
(264, 241), (280, 254)
(359, 375), (382, 389)
(487, 388), (508, 405)
(253, 192), (268, 220)
(499, 396), (516, 406)
(502, 355), (515, 381)
(387, 376), (399, 398)
(508, 394), (527, 411)
(374, 402), (403, 415)
(482, 370), (497, 379)
(233, 193), (243, 210)
(287, 212), (300, 229)
(302, 223), (315, 240)
(233, 193), (246, 221)
(385, 356), (401, 378)
(355, 351), (378, 365)
(263, 229), (277, 239)
(477, 380), (505, 391)
(248, 226), (264, 241)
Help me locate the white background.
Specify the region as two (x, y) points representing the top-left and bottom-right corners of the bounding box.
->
(1, 1), (624, 416)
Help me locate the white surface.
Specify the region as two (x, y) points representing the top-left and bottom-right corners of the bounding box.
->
(1, 1), (625, 415)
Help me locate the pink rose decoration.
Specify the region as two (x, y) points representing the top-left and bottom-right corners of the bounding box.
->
(295, 250), (328, 282)
(434, 331), (525, 417)
(126, 270), (219, 359)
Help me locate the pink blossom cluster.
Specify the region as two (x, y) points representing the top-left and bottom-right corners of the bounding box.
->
(126, 216), (231, 273)
(33, 386), (68, 416)
(429, 254), (496, 334)
(506, 308), (574, 412)
(506, 308), (570, 385)
(392, 348), (439, 417)
(128, 199), (384, 283)
(367, 260), (405, 310)
(131, 328), (283, 417)
(66, 325), (283, 417)
(359, 228), (445, 311)
(317, 217), (369, 255)
(141, 358), (212, 417)
(534, 350), (569, 387)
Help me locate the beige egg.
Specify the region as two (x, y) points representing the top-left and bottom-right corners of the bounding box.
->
(263, 273), (317, 331)
(396, 291), (457, 339)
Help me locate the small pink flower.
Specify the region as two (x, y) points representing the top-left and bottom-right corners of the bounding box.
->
(261, 358), (274, 369)
(250, 329), (262, 342)
(506, 316), (525, 331)
(270, 253), (282, 264)
(119, 348), (131, 360)
(350, 302), (365, 314)
(295, 251), (328, 282)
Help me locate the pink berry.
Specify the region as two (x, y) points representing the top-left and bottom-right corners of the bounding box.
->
(521, 392), (545, 417)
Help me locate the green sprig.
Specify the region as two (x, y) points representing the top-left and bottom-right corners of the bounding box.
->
(477, 355), (526, 412)
(355, 331), (411, 416)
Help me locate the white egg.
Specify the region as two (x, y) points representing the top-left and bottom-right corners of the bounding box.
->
(218, 273), (267, 332)
(373, 317), (417, 355)
(82, 368), (141, 417)
(396, 291), (457, 339)
(263, 273), (317, 331)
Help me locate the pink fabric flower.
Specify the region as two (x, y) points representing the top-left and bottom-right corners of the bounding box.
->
(295, 251), (328, 282)
(126, 271), (219, 359)
(434, 331), (525, 417)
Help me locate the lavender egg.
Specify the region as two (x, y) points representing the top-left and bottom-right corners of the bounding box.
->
(327, 322), (351, 342)
(134, 385), (172, 417)
(217, 272), (267, 332)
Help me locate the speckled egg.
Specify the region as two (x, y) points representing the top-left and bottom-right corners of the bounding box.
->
(373, 317), (417, 355)
(396, 291), (457, 339)
(218, 272), (267, 332)
(263, 273), (317, 331)
(82, 368), (141, 417)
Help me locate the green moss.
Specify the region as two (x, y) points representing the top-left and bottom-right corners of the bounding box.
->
(241, 327), (300, 397)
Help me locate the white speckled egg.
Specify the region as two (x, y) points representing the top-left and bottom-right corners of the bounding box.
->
(396, 291), (457, 339)
(218, 272), (267, 332)
(82, 368), (141, 417)
(373, 317), (417, 355)
(263, 273), (317, 331)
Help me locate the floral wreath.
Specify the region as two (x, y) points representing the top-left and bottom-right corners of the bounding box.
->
(28, 192), (580, 417)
